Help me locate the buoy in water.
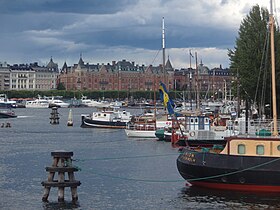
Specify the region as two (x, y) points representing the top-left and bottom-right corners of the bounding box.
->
(67, 109), (73, 126)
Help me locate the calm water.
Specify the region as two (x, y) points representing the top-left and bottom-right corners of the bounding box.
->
(1, 107), (280, 210)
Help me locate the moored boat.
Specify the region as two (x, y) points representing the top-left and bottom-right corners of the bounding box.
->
(47, 97), (70, 108)
(0, 103), (17, 118)
(80, 95), (110, 108)
(125, 117), (157, 138)
(81, 108), (132, 128)
(177, 2), (280, 192)
(25, 96), (49, 108)
(177, 136), (280, 192)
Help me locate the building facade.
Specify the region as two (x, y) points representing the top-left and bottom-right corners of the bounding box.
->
(0, 62), (10, 91)
(0, 57), (234, 99)
(58, 56), (174, 92)
(0, 58), (59, 91)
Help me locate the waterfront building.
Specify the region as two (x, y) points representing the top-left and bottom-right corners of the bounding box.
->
(0, 62), (10, 91)
(0, 57), (234, 96)
(58, 56), (174, 92)
(9, 58), (59, 90)
(174, 62), (234, 101)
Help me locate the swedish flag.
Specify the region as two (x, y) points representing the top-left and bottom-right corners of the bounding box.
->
(159, 82), (175, 115)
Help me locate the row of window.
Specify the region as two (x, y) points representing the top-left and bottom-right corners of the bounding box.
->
(237, 144), (280, 155)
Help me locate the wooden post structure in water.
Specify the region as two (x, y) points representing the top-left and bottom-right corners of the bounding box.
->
(41, 151), (81, 202)
(50, 107), (60, 124)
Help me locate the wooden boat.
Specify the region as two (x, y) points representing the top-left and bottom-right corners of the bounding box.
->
(81, 108), (132, 128)
(125, 118), (157, 138)
(177, 1), (280, 192)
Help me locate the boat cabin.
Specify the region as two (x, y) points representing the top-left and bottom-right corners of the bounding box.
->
(221, 136), (280, 157)
(180, 115), (211, 131)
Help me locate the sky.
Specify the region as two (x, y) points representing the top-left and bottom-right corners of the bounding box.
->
(0, 0), (279, 70)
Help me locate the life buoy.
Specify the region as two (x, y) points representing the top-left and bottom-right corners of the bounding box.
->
(190, 131), (195, 137)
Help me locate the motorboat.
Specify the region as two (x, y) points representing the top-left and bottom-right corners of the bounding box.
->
(80, 96), (110, 108)
(25, 96), (49, 108)
(0, 102), (17, 118)
(81, 108), (132, 128)
(48, 97), (70, 108)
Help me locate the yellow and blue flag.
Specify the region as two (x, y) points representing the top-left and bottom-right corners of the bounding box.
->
(159, 82), (175, 115)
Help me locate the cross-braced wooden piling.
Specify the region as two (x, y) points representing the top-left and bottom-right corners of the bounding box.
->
(41, 151), (81, 202)
(50, 107), (60, 124)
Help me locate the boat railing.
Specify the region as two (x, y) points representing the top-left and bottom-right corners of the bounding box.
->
(234, 118), (280, 135)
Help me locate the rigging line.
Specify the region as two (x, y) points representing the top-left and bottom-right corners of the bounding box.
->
(260, 30), (270, 119)
(73, 152), (182, 162)
(150, 48), (161, 66)
(254, 29), (269, 106)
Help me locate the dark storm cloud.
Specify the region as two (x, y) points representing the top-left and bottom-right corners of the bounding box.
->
(0, 0), (139, 14)
(0, 0), (271, 69)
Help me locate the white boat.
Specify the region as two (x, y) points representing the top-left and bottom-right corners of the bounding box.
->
(0, 94), (16, 108)
(80, 96), (110, 108)
(124, 113), (172, 138)
(125, 118), (157, 138)
(25, 96), (49, 108)
(48, 97), (70, 108)
(81, 108), (132, 128)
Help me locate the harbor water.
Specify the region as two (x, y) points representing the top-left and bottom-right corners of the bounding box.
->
(1, 107), (280, 210)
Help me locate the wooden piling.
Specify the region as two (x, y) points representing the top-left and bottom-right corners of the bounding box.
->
(41, 151), (81, 202)
(50, 107), (60, 124)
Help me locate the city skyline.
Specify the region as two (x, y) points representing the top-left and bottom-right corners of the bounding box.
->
(0, 0), (278, 69)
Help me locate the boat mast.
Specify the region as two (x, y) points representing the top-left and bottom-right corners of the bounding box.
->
(195, 52), (199, 110)
(162, 17), (166, 87)
(269, 0), (278, 136)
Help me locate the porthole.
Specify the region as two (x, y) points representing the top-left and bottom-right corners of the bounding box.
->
(277, 145), (280, 151)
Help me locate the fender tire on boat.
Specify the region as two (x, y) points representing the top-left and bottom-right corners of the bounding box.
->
(190, 131), (195, 137)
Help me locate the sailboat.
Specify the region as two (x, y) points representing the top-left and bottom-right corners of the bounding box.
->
(177, 1), (280, 192)
(67, 109), (73, 126)
(125, 17), (172, 138)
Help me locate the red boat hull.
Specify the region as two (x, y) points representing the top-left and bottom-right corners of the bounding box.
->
(189, 181), (280, 193)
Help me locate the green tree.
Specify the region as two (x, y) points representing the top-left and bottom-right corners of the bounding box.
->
(57, 82), (66, 90)
(229, 5), (280, 116)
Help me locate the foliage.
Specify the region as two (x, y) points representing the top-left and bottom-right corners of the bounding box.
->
(228, 5), (269, 101)
(57, 82), (66, 90)
(228, 5), (280, 114)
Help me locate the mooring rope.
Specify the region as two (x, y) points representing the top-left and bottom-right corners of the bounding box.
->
(73, 153), (181, 162)
(70, 152), (280, 183)
(186, 156), (280, 182)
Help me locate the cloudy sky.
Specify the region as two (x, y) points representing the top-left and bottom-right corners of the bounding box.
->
(0, 0), (278, 69)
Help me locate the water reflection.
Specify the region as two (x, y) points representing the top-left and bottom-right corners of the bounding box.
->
(42, 201), (81, 210)
(178, 185), (280, 209)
